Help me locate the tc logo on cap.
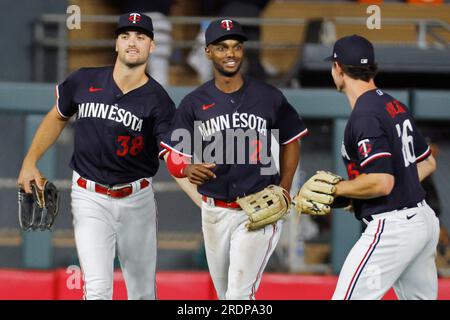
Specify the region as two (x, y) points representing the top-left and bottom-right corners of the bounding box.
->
(220, 19), (233, 31)
(361, 58), (368, 64)
(128, 13), (141, 24)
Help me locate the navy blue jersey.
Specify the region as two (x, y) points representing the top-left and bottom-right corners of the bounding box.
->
(341, 89), (431, 220)
(162, 77), (308, 201)
(56, 66), (175, 185)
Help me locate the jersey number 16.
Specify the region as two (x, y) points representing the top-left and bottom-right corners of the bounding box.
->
(395, 119), (416, 167)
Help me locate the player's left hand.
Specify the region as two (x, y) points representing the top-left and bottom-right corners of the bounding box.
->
(294, 171), (343, 215)
(184, 163), (216, 185)
(237, 185), (290, 231)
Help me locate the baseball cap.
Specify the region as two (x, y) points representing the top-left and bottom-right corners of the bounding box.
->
(324, 34), (375, 66)
(205, 19), (248, 46)
(115, 12), (154, 39)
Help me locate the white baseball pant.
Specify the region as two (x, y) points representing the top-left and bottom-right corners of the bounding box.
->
(333, 201), (439, 300)
(201, 200), (282, 300)
(71, 171), (158, 300)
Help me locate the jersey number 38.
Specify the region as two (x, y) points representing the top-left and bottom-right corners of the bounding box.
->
(116, 135), (144, 157)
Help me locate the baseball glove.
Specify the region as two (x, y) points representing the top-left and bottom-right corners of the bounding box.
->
(237, 185), (290, 231)
(294, 171), (343, 215)
(18, 179), (60, 231)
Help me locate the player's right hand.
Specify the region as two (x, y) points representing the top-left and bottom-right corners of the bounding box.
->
(184, 163), (216, 185)
(17, 161), (45, 193)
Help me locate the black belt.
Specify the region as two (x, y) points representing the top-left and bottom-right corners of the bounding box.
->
(363, 214), (385, 224)
(362, 200), (426, 224)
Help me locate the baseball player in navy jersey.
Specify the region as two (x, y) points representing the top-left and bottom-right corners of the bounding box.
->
(17, 13), (200, 300)
(322, 35), (439, 299)
(161, 19), (308, 300)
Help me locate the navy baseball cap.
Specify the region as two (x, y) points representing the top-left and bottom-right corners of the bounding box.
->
(324, 34), (375, 66)
(205, 19), (248, 46)
(115, 12), (154, 39)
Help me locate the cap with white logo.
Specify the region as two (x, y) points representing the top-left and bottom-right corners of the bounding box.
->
(324, 34), (375, 66)
(115, 12), (154, 39)
(205, 19), (248, 46)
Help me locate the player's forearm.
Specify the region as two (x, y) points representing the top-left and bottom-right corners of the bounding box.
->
(163, 152), (202, 207)
(173, 177), (202, 208)
(335, 173), (394, 199)
(23, 106), (69, 164)
(417, 155), (436, 182)
(279, 140), (300, 192)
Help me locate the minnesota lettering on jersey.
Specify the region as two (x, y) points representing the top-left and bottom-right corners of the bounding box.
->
(77, 102), (143, 132)
(198, 112), (267, 139)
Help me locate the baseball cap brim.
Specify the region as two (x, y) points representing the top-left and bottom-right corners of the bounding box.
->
(208, 34), (248, 46)
(115, 26), (154, 39)
(324, 55), (335, 62)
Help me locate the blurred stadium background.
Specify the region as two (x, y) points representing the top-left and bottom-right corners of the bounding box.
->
(0, 0), (449, 299)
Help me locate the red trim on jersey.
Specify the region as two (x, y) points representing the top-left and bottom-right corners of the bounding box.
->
(158, 148), (168, 159)
(160, 142), (192, 158)
(54, 85), (70, 119)
(166, 151), (189, 178)
(360, 152), (392, 168)
(344, 219), (383, 300)
(416, 146), (431, 163)
(281, 128), (309, 145)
